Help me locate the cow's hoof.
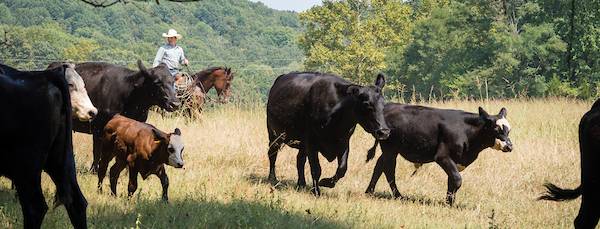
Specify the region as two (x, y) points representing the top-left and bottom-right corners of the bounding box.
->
(310, 187), (321, 196)
(267, 176), (278, 185)
(296, 181), (306, 189)
(318, 178), (336, 188)
(365, 189), (375, 195)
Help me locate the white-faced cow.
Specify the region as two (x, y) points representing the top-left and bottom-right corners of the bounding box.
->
(72, 60), (180, 173)
(540, 99), (600, 228)
(0, 64), (87, 228)
(46, 62), (97, 121)
(266, 72), (390, 196)
(97, 114), (184, 202)
(365, 104), (512, 205)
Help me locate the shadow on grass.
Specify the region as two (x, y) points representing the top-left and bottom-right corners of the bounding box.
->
(245, 173), (311, 192)
(0, 189), (347, 228)
(0, 186), (17, 203)
(88, 197), (346, 228)
(368, 191), (474, 210)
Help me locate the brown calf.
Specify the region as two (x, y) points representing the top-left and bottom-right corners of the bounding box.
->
(97, 114), (184, 201)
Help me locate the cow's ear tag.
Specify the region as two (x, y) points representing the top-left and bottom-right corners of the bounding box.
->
(154, 140), (161, 144)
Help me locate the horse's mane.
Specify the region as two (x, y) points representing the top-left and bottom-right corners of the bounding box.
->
(193, 67), (226, 81)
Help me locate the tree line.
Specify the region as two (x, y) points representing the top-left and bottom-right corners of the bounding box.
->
(0, 0), (303, 104)
(1, 0), (598, 102)
(300, 0), (600, 100)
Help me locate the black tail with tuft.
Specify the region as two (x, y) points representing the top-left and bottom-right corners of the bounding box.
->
(366, 140), (379, 162)
(538, 183), (582, 201)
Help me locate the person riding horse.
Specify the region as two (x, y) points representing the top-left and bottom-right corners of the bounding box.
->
(153, 29), (189, 82)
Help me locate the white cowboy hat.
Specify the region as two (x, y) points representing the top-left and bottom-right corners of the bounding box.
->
(162, 29), (182, 39)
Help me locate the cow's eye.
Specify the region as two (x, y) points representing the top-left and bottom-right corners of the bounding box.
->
(168, 147), (175, 153)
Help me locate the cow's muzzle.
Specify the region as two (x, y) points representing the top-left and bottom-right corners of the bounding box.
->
(373, 128), (391, 140)
(493, 138), (513, 152)
(165, 99), (181, 112)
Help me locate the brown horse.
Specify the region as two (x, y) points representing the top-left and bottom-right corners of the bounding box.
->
(190, 67), (234, 103)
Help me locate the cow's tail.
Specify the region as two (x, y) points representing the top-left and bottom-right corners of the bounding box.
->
(47, 66), (88, 228)
(366, 140), (379, 162)
(538, 183), (582, 201)
(45, 66), (75, 207)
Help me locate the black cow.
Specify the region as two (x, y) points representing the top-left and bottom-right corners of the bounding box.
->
(266, 72), (390, 196)
(540, 99), (600, 229)
(365, 104), (513, 205)
(0, 64), (87, 228)
(73, 60), (180, 172)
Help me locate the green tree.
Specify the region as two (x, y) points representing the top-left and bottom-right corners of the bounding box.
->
(299, 0), (412, 84)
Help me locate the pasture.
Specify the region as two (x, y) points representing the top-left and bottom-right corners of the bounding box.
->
(0, 98), (586, 228)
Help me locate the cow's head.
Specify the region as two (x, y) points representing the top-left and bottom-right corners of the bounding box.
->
(153, 128), (184, 168)
(479, 107), (513, 152)
(348, 73), (390, 140)
(48, 62), (97, 121)
(136, 60), (180, 111)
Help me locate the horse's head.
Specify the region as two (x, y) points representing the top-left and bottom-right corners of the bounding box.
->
(214, 67), (234, 103)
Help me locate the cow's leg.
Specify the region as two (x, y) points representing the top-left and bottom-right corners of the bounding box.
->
(154, 165), (170, 202)
(127, 166), (139, 198)
(109, 160), (127, 196)
(319, 147), (349, 188)
(434, 144), (462, 206)
(14, 175), (47, 229)
(267, 139), (282, 184)
(574, 192), (600, 228)
(296, 148), (307, 188)
(365, 152), (386, 195)
(306, 148), (322, 196)
(381, 152), (401, 198)
(96, 150), (111, 192)
(46, 165), (88, 229)
(89, 134), (103, 174)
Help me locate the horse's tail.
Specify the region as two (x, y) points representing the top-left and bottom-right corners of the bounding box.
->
(366, 140), (379, 162)
(538, 183), (582, 201)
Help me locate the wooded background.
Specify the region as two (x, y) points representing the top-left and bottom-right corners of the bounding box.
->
(1, 0), (598, 101)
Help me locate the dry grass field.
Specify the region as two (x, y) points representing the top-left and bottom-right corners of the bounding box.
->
(0, 98), (590, 228)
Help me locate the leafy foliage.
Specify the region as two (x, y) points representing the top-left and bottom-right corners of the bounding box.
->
(0, 0), (303, 104)
(298, 0), (412, 84)
(302, 0), (600, 100)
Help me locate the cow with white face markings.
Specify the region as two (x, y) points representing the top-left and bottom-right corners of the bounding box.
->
(97, 114), (184, 202)
(47, 62), (97, 121)
(365, 104), (513, 205)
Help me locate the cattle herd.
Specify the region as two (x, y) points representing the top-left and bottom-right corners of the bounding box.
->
(0, 61), (597, 228)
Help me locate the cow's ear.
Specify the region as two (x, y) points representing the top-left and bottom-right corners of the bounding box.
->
(152, 128), (167, 141)
(375, 73), (386, 90)
(173, 128), (181, 136)
(498, 107), (507, 118)
(346, 85), (361, 96)
(478, 107), (490, 119)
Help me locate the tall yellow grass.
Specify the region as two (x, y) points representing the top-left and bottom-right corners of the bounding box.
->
(0, 98), (589, 228)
